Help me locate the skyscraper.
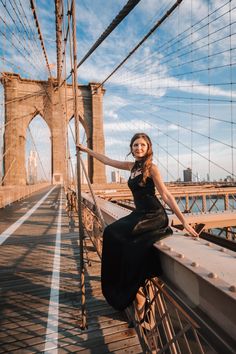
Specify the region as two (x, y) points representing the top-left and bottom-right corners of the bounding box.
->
(183, 168), (192, 182)
(28, 150), (37, 184)
(111, 170), (120, 183)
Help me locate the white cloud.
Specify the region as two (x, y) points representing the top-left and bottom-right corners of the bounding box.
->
(105, 119), (153, 133)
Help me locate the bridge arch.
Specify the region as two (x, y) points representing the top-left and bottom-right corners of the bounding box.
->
(26, 114), (51, 184)
(1, 73), (106, 185)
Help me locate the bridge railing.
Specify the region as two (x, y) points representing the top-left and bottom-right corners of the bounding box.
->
(0, 183), (51, 208)
(66, 190), (220, 353)
(93, 185), (236, 214)
(109, 193), (236, 244)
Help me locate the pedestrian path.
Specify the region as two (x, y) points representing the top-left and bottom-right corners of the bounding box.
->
(0, 186), (142, 353)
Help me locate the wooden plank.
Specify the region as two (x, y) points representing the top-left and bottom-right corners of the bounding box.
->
(0, 187), (142, 353)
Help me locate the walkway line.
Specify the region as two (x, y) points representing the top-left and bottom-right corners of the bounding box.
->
(0, 186), (56, 245)
(44, 190), (62, 353)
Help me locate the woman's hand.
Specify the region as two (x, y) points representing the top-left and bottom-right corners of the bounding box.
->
(77, 144), (88, 153)
(183, 222), (199, 238)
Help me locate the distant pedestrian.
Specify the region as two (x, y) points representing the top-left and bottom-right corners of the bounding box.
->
(77, 133), (198, 319)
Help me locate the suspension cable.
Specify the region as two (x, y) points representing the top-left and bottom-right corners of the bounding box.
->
(97, 0), (183, 88)
(57, 0), (141, 90)
(0, 0), (44, 75)
(119, 105), (236, 178)
(29, 0), (52, 78)
(114, 3), (235, 77)
(71, 0), (87, 330)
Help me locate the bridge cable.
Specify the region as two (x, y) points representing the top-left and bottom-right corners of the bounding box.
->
(29, 0), (52, 79)
(68, 122), (106, 228)
(118, 103), (236, 179)
(207, 0), (211, 181)
(0, 57), (38, 79)
(71, 0), (87, 330)
(104, 1), (235, 181)
(0, 0), (45, 75)
(105, 116), (185, 182)
(1, 158), (16, 185)
(97, 0), (183, 89)
(10, 0), (45, 69)
(57, 0), (73, 81)
(127, 98), (236, 150)
(0, 26), (41, 74)
(56, 0), (142, 90)
(111, 1), (234, 78)
(18, 0), (44, 51)
(229, 0), (234, 177)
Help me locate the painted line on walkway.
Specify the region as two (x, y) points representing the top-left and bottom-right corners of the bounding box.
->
(0, 186), (56, 246)
(44, 190), (62, 353)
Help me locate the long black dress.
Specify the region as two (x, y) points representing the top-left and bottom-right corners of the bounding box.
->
(101, 169), (172, 311)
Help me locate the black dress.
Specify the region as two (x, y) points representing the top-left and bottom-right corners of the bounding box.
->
(101, 170), (172, 311)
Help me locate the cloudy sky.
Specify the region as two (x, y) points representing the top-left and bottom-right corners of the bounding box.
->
(0, 0), (236, 182)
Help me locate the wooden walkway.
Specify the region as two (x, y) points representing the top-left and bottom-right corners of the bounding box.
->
(0, 187), (142, 353)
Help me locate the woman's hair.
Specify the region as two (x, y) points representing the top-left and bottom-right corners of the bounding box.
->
(129, 133), (153, 185)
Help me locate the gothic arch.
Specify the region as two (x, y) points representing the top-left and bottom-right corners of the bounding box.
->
(26, 114), (51, 184)
(1, 73), (106, 185)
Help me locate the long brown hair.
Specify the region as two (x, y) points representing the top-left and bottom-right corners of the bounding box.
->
(129, 133), (153, 185)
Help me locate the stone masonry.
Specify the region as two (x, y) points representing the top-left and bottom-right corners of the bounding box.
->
(1, 73), (106, 185)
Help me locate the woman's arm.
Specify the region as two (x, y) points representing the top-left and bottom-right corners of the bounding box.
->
(77, 144), (133, 171)
(150, 164), (199, 237)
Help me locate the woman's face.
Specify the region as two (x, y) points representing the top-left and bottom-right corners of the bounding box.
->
(132, 137), (148, 160)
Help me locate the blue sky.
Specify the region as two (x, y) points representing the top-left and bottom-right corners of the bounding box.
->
(0, 0), (236, 182)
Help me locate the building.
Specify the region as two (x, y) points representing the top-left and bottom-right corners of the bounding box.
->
(111, 170), (120, 183)
(28, 150), (37, 184)
(120, 176), (127, 184)
(183, 168), (192, 182)
(195, 172), (200, 182)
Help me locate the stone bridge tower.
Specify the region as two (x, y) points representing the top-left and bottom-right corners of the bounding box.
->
(1, 73), (106, 185)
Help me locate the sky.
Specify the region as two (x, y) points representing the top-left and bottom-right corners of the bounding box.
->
(0, 0), (236, 182)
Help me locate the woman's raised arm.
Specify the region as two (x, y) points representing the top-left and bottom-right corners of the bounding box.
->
(77, 144), (133, 171)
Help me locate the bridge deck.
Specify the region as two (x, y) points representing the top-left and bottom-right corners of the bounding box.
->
(0, 187), (141, 353)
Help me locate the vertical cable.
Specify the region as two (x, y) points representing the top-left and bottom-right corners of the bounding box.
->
(71, 0), (87, 330)
(177, 124), (180, 181)
(177, 4), (180, 181)
(0, 0), (6, 183)
(166, 120), (169, 181)
(62, 0), (70, 191)
(229, 0), (234, 179)
(207, 1), (211, 182)
(190, 0), (193, 180)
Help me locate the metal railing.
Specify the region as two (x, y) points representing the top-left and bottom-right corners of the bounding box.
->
(78, 194), (215, 353)
(114, 193), (236, 214)
(126, 278), (210, 353)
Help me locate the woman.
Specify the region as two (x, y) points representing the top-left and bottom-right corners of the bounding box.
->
(77, 133), (198, 313)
